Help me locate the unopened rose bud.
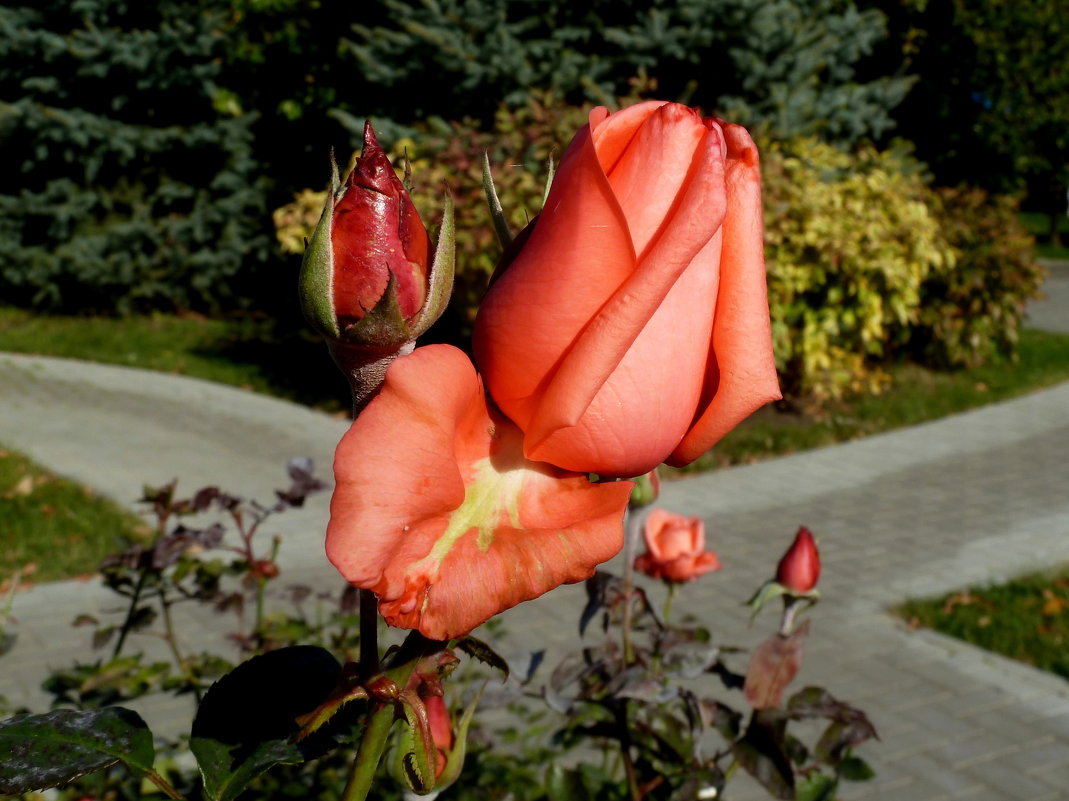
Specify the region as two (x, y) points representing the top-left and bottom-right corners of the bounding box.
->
(775, 526), (820, 593)
(628, 469), (661, 509)
(299, 121), (455, 413)
(253, 559), (279, 580)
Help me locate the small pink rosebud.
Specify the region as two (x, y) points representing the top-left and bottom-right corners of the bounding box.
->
(634, 508), (721, 583)
(628, 469), (661, 509)
(775, 526), (820, 593)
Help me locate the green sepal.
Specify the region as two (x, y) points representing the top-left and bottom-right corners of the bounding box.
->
(747, 580), (820, 624)
(542, 152), (556, 207)
(482, 152), (513, 249)
(343, 272), (413, 347)
(294, 679), (369, 742)
(746, 580), (789, 623)
(298, 156), (342, 340)
(390, 694), (436, 795)
(410, 189), (455, 339)
(434, 681), (484, 791)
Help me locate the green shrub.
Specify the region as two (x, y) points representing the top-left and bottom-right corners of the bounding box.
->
(912, 187), (1046, 368)
(761, 139), (951, 399)
(0, 0), (274, 314)
(346, 0), (912, 145)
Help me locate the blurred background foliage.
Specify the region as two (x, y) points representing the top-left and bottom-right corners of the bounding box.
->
(0, 0), (1060, 403)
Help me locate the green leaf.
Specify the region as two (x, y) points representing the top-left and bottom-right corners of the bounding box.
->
(190, 645), (346, 801)
(0, 707), (155, 793)
(795, 772), (838, 801)
(190, 736), (302, 801)
(838, 755), (875, 782)
(546, 763), (590, 801)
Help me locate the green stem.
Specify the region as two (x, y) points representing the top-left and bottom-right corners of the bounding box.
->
(663, 582), (677, 626)
(341, 702), (396, 801)
(143, 769), (185, 800)
(158, 590), (201, 704)
(341, 632), (436, 801)
(614, 704), (640, 801)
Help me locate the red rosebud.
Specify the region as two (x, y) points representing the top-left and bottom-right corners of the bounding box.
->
(634, 508), (721, 583)
(299, 122), (455, 411)
(331, 123), (429, 326)
(775, 526), (820, 593)
(424, 694), (454, 778)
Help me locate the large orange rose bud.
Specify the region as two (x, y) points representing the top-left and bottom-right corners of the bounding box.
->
(474, 101), (780, 477)
(633, 508), (721, 583)
(776, 525), (820, 594)
(300, 121), (454, 412)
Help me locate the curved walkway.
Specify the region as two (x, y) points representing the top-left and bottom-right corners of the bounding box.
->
(1, 266), (1067, 799)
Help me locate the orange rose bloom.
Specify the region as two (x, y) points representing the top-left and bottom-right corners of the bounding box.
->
(326, 345), (633, 640)
(474, 101), (781, 477)
(634, 508), (721, 583)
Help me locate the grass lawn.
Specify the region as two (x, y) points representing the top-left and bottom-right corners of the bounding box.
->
(1021, 210), (1069, 260)
(898, 568), (1069, 681)
(0, 446), (147, 586)
(0, 307), (351, 411)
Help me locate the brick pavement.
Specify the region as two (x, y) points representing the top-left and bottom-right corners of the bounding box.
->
(1, 269), (1068, 796)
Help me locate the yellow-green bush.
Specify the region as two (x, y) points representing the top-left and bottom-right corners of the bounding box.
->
(913, 187), (1045, 368)
(761, 140), (952, 399)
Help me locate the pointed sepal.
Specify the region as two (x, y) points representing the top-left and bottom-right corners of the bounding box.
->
(410, 189), (455, 339)
(482, 152), (513, 249)
(298, 157), (342, 340)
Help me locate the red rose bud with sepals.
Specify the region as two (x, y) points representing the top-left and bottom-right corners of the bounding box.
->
(331, 124), (429, 325)
(300, 121), (455, 411)
(776, 525), (820, 593)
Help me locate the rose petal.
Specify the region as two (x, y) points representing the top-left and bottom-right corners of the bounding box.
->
(327, 345), (633, 640)
(523, 124), (727, 475)
(589, 101), (667, 176)
(473, 121), (635, 429)
(668, 122), (782, 467)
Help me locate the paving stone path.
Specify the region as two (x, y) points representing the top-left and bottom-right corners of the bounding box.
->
(1, 263), (1066, 799)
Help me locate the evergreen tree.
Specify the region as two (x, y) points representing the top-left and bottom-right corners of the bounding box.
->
(871, 0), (1069, 239)
(345, 0), (912, 144)
(0, 0), (273, 313)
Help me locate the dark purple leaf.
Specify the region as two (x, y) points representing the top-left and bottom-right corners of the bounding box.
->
(193, 487), (221, 512)
(276, 458), (327, 507)
(733, 711), (794, 800)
